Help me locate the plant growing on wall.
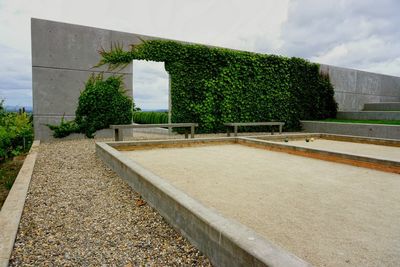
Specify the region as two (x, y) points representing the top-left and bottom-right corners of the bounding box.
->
(97, 40), (337, 132)
(48, 74), (133, 138)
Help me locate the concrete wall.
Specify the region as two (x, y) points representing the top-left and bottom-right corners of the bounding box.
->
(31, 18), (153, 140)
(301, 121), (400, 140)
(32, 18), (400, 140)
(320, 64), (400, 111)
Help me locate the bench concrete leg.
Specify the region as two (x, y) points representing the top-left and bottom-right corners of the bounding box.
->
(279, 125), (282, 134)
(271, 127), (274, 135)
(191, 126), (195, 138)
(234, 126), (238, 137)
(114, 129), (123, 141)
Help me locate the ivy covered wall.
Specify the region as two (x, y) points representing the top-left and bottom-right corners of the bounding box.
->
(98, 40), (337, 132)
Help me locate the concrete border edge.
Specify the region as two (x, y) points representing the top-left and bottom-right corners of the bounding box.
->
(0, 140), (40, 267)
(301, 121), (400, 140)
(96, 141), (311, 267)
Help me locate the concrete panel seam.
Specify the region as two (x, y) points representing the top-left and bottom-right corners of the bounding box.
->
(32, 65), (132, 75)
(334, 90), (400, 98)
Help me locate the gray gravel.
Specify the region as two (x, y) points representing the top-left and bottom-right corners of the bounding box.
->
(10, 136), (212, 266)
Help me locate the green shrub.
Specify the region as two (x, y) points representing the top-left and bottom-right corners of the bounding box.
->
(49, 74), (133, 138)
(47, 116), (79, 138)
(132, 111), (168, 124)
(75, 74), (133, 137)
(98, 40), (337, 133)
(0, 100), (33, 161)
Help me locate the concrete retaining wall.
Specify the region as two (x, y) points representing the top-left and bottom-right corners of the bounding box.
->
(0, 141), (40, 267)
(301, 121), (400, 140)
(96, 140), (310, 267)
(320, 65), (400, 111)
(364, 102), (400, 111)
(336, 111), (400, 120)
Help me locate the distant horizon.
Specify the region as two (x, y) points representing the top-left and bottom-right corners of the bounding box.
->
(3, 105), (166, 113)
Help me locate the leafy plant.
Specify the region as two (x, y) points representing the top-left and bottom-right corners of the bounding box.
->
(47, 116), (80, 138)
(0, 100), (33, 161)
(48, 74), (133, 138)
(98, 40), (337, 133)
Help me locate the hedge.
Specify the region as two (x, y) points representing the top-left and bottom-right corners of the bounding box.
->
(132, 111), (168, 124)
(97, 40), (337, 132)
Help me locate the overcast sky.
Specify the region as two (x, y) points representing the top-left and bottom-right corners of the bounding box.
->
(0, 0), (399, 109)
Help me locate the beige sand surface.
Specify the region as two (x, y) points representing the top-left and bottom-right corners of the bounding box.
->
(283, 139), (400, 161)
(123, 144), (400, 267)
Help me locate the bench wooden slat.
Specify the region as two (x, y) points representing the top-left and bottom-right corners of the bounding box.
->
(224, 122), (284, 137)
(110, 123), (198, 129)
(111, 123), (198, 141)
(224, 122), (284, 126)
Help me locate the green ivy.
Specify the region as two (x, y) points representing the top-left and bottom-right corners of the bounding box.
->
(98, 40), (337, 132)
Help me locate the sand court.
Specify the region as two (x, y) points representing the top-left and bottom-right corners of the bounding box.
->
(275, 138), (400, 161)
(122, 143), (400, 267)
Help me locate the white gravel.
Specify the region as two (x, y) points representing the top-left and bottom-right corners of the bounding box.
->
(10, 137), (212, 266)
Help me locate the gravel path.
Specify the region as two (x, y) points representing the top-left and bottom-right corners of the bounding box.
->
(10, 137), (212, 266)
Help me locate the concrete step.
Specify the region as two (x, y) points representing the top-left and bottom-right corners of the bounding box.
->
(301, 121), (400, 140)
(337, 111), (400, 120)
(363, 102), (400, 111)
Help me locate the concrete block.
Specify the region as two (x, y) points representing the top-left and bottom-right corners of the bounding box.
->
(301, 121), (400, 140)
(336, 111), (400, 120)
(363, 102), (400, 111)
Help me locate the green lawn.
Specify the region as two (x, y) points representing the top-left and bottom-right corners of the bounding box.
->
(320, 118), (400, 125)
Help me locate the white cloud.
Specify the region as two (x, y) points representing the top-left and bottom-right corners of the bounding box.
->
(132, 60), (169, 110)
(0, 0), (289, 108)
(0, 0), (399, 108)
(280, 0), (400, 76)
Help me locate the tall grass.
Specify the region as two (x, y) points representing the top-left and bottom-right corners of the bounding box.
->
(132, 111), (168, 124)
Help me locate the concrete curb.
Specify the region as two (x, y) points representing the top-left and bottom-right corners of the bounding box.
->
(301, 121), (400, 140)
(240, 137), (399, 170)
(336, 111), (400, 120)
(96, 140), (311, 267)
(0, 140), (40, 267)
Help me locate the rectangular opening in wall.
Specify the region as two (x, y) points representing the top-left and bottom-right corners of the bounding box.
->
(132, 60), (169, 114)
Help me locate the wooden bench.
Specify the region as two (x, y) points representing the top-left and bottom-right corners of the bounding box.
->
(224, 122), (285, 137)
(110, 123), (198, 141)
